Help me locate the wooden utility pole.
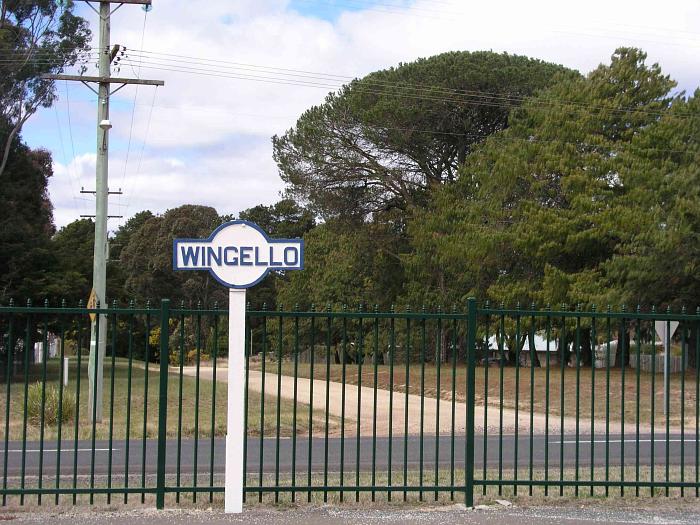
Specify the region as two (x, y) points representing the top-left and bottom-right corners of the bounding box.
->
(44, 0), (163, 422)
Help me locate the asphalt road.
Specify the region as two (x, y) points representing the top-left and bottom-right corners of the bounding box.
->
(1, 433), (697, 477)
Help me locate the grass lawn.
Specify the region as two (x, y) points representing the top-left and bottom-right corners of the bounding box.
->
(253, 362), (699, 428)
(243, 465), (700, 506)
(0, 357), (340, 442)
(3, 465), (698, 510)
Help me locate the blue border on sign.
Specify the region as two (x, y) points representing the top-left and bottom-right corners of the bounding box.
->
(172, 220), (305, 289)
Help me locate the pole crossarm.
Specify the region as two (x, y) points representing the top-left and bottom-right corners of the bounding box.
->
(42, 74), (164, 86)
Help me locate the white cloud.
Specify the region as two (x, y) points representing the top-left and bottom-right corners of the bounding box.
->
(50, 153), (97, 227)
(50, 142), (282, 231)
(117, 141), (281, 220)
(30, 0), (700, 228)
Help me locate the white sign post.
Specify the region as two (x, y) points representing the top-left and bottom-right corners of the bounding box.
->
(173, 220), (304, 514)
(655, 320), (679, 418)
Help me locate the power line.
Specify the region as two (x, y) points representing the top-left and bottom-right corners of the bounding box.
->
(116, 55), (698, 123)
(5, 48), (698, 121)
(113, 49), (697, 121)
(53, 104), (83, 216)
(3, 53), (541, 107)
(62, 80), (88, 216)
(66, 93), (691, 159)
(550, 28), (699, 51)
(119, 9), (150, 216)
(64, 82), (81, 180)
(63, 93), (696, 157)
(123, 85), (159, 217)
(1, 47), (686, 115)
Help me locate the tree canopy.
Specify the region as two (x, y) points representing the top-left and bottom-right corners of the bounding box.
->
(119, 205), (225, 306)
(273, 51), (577, 220)
(45, 218), (94, 304)
(0, 125), (54, 302)
(276, 219), (405, 310)
(237, 199), (316, 307)
(604, 91), (700, 309)
(3, 46), (698, 323)
(405, 48), (693, 309)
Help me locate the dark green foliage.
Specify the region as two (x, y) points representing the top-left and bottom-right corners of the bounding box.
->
(44, 218), (94, 304)
(276, 219), (405, 310)
(119, 205), (225, 306)
(110, 210), (154, 261)
(4, 46), (698, 326)
(0, 125), (55, 302)
(238, 199), (315, 308)
(238, 198), (314, 239)
(273, 50), (577, 220)
(406, 48), (692, 310)
(604, 92), (700, 309)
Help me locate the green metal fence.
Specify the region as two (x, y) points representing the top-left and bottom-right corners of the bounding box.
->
(0, 299), (699, 507)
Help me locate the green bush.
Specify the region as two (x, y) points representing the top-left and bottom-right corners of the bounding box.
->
(26, 382), (76, 426)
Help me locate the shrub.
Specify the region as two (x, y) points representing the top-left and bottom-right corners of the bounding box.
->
(26, 382), (76, 426)
(169, 348), (210, 366)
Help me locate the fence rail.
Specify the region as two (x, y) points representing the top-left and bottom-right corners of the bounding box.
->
(0, 300), (699, 507)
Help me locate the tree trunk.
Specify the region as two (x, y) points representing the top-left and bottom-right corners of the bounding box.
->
(528, 329), (541, 367)
(558, 331), (570, 368)
(688, 324), (698, 370)
(580, 329), (592, 367)
(614, 326), (631, 368)
(0, 119), (22, 178)
(505, 334), (518, 365)
(440, 328), (449, 364)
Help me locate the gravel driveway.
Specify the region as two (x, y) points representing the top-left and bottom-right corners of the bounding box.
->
(187, 367), (663, 437)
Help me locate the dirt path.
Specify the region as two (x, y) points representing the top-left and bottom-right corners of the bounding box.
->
(186, 367), (666, 437)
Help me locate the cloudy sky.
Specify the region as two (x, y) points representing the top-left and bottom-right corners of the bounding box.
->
(21, 0), (700, 230)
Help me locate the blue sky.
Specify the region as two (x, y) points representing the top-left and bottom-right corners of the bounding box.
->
(19, 0), (700, 229)
(289, 0), (373, 20)
(28, 0), (384, 157)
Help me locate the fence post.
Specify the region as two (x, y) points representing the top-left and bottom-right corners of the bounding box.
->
(156, 299), (170, 509)
(465, 297), (476, 507)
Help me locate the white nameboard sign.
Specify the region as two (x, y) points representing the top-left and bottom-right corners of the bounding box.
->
(173, 220), (304, 287)
(174, 220), (304, 513)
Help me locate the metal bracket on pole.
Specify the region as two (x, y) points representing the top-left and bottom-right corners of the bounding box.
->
(81, 187), (123, 195)
(42, 74), (164, 88)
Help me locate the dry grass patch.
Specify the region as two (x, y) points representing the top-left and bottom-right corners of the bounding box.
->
(0, 358), (340, 441)
(253, 362), (699, 429)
